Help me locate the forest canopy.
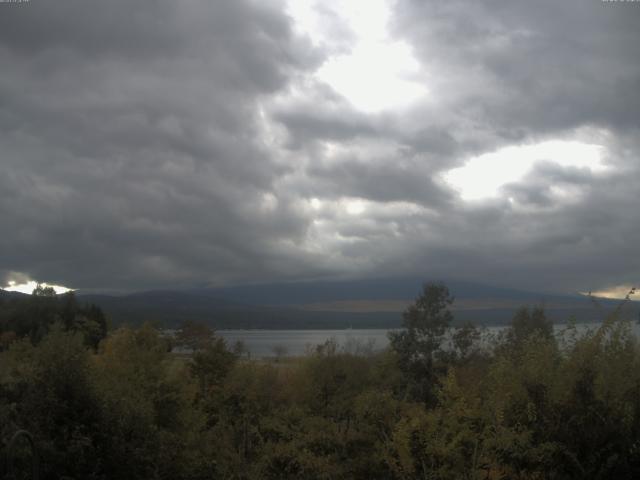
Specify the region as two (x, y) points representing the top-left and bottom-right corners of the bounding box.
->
(1, 283), (640, 479)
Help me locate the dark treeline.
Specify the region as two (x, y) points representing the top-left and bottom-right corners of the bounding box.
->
(1, 283), (640, 479)
(0, 285), (108, 349)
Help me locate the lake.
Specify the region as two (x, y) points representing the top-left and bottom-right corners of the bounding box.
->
(217, 329), (393, 357)
(216, 322), (640, 358)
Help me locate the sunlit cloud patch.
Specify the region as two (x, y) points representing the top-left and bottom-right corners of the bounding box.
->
(287, 0), (427, 112)
(4, 280), (73, 295)
(444, 140), (608, 201)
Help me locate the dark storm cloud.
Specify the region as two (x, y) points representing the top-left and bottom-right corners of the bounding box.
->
(379, 0), (640, 292)
(2, 0), (639, 294)
(307, 152), (454, 206)
(270, 82), (379, 147)
(0, 0), (323, 289)
(273, 106), (378, 146)
(392, 0), (640, 136)
(265, 0), (640, 293)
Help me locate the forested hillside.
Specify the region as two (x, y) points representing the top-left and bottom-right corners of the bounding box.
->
(1, 284), (640, 479)
(74, 278), (636, 329)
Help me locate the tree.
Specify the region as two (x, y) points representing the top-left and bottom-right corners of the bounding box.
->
(232, 339), (248, 358)
(172, 321), (240, 397)
(389, 282), (454, 404)
(31, 284), (56, 297)
(191, 337), (237, 396)
(93, 323), (202, 479)
(507, 306), (553, 348)
(272, 344), (288, 362)
(1, 325), (103, 478)
(452, 321), (481, 362)
(176, 320), (215, 351)
(0, 287), (107, 347)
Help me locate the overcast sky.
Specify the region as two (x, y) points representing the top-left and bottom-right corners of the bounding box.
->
(1, 0), (639, 295)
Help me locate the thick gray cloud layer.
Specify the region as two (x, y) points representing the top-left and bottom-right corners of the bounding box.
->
(1, 0), (639, 293)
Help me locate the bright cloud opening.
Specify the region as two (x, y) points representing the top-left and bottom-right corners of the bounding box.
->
(344, 198), (366, 215)
(444, 140), (607, 201)
(3, 280), (73, 295)
(288, 0), (427, 112)
(586, 285), (637, 300)
(310, 197), (323, 210)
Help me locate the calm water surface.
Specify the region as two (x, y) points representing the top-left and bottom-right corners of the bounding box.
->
(218, 329), (392, 357)
(217, 322), (640, 358)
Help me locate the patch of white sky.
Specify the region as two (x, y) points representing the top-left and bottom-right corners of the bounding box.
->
(308, 196), (425, 217)
(287, 0), (427, 112)
(283, 0), (614, 294)
(307, 196), (365, 217)
(585, 285), (637, 300)
(444, 140), (608, 201)
(285, 1), (610, 210)
(4, 279), (72, 295)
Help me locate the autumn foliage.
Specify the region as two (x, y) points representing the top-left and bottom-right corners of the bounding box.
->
(1, 284), (640, 479)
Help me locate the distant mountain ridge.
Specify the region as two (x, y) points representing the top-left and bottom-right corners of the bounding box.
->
(3, 277), (636, 329)
(64, 277), (639, 329)
(202, 277), (578, 305)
